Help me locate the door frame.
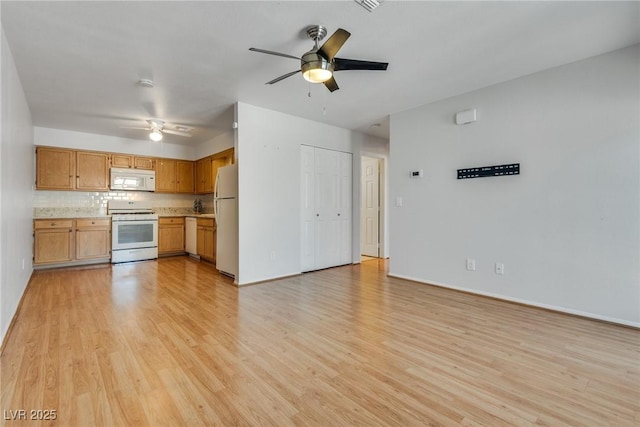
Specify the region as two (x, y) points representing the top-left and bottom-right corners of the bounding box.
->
(359, 154), (387, 259)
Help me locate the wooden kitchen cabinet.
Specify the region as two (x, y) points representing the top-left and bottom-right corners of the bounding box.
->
(195, 148), (234, 194)
(196, 218), (216, 262)
(109, 155), (155, 170)
(158, 217), (185, 255)
(155, 158), (177, 192)
(176, 160), (195, 193)
(36, 147), (76, 190)
(155, 159), (195, 194)
(33, 219), (74, 265)
(110, 154), (134, 168)
(76, 151), (110, 191)
(75, 219), (111, 260)
(133, 156), (155, 170)
(36, 147), (108, 191)
(195, 157), (213, 194)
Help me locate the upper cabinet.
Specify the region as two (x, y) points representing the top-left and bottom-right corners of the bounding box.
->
(196, 148), (234, 194)
(156, 159), (195, 193)
(76, 151), (110, 191)
(133, 156), (155, 170)
(195, 157), (213, 194)
(36, 146), (232, 194)
(109, 154), (155, 170)
(176, 160), (195, 194)
(36, 147), (76, 190)
(36, 147), (109, 191)
(155, 158), (177, 193)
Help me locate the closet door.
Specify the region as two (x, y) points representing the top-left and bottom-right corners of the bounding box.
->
(300, 145), (316, 272)
(301, 146), (352, 272)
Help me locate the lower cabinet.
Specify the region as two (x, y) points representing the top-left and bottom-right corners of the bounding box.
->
(75, 219), (111, 260)
(34, 218), (111, 267)
(196, 218), (216, 263)
(34, 220), (74, 264)
(158, 217), (185, 255)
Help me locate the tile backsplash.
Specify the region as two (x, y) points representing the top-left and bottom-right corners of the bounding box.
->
(33, 190), (213, 217)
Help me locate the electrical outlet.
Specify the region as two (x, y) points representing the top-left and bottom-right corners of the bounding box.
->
(466, 258), (476, 271)
(495, 262), (504, 275)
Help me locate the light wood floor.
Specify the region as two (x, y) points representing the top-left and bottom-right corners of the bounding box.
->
(1, 257), (638, 426)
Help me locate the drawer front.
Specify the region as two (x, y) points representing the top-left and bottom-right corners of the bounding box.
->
(34, 219), (74, 229)
(76, 218), (110, 228)
(196, 218), (214, 227)
(159, 217), (185, 226)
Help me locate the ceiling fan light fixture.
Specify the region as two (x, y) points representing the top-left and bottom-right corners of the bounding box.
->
(301, 51), (334, 83)
(149, 129), (163, 141)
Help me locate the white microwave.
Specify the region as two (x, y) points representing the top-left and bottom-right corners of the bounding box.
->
(110, 168), (155, 192)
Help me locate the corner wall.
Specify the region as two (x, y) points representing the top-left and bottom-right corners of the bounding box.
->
(235, 102), (383, 285)
(1, 28), (34, 345)
(389, 45), (639, 326)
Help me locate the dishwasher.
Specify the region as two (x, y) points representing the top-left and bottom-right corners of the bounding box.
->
(185, 217), (198, 256)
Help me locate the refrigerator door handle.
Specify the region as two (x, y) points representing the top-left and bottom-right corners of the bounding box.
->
(214, 170), (220, 199)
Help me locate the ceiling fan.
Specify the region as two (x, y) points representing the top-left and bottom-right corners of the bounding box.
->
(124, 119), (193, 142)
(250, 25), (388, 92)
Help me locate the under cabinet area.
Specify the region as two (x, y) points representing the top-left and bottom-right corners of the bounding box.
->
(34, 218), (111, 267)
(158, 217), (185, 255)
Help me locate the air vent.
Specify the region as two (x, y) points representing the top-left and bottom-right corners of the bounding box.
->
(354, 0), (381, 13)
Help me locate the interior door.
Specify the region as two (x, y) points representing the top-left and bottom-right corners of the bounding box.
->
(314, 148), (341, 269)
(361, 156), (380, 257)
(300, 146), (352, 272)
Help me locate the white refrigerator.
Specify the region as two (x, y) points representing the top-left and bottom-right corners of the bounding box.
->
(214, 164), (238, 279)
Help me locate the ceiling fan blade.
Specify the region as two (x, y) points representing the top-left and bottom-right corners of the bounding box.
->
(323, 76), (339, 93)
(318, 28), (351, 61)
(120, 126), (151, 130)
(334, 57), (389, 71)
(162, 129), (192, 137)
(249, 48), (300, 61)
(266, 70), (301, 85)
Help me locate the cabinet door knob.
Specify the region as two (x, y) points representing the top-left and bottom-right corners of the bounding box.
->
(91, 221), (95, 224)
(51, 222), (56, 226)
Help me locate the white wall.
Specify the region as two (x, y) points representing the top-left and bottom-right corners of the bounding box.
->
(1, 28), (34, 345)
(389, 45), (640, 326)
(34, 127), (194, 160)
(194, 131), (234, 160)
(236, 102), (382, 285)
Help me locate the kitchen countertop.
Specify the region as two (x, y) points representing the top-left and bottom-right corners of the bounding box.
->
(34, 208), (214, 219)
(159, 213), (215, 218)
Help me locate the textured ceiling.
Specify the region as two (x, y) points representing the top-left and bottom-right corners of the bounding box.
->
(2, 1), (638, 146)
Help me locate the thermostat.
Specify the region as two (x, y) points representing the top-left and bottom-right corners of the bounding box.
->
(410, 169), (424, 178)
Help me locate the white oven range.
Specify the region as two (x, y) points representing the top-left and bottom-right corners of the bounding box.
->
(108, 200), (158, 263)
